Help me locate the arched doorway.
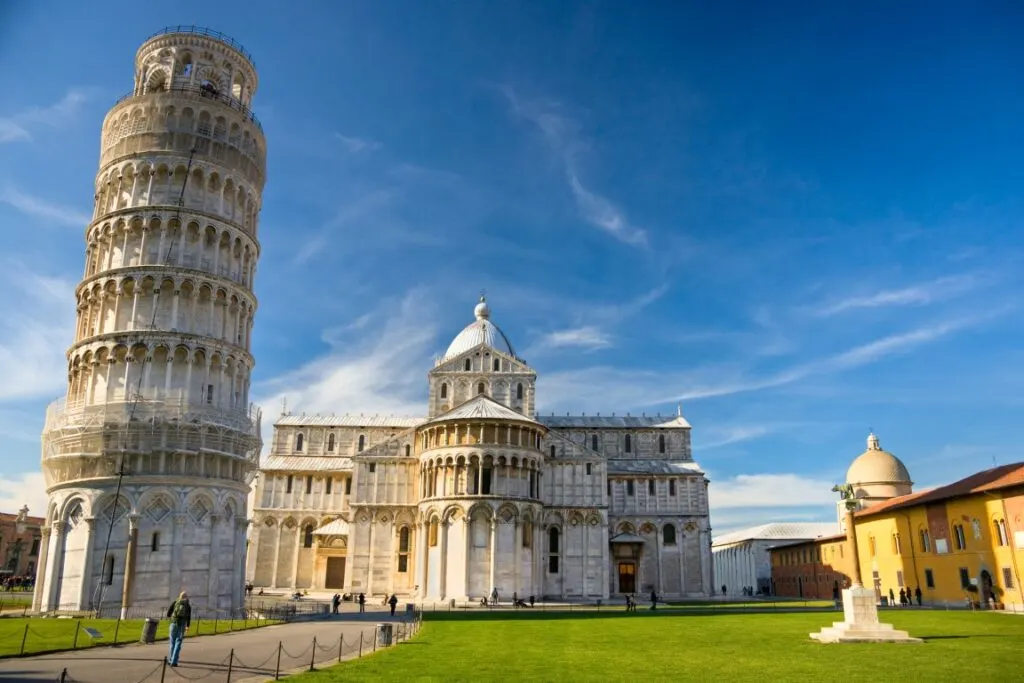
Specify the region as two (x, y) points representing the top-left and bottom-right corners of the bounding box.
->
(980, 569), (995, 607)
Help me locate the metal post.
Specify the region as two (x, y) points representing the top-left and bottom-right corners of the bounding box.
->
(338, 634), (343, 663)
(226, 648), (234, 683)
(358, 632), (363, 657)
(72, 620), (81, 649)
(274, 641), (282, 680)
(160, 657), (167, 683)
(20, 623), (28, 655)
(113, 617), (121, 643)
(59, 668), (68, 682)
(309, 636), (317, 671)
(214, 615), (218, 634)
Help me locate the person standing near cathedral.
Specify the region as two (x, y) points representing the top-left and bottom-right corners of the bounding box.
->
(165, 592), (192, 667)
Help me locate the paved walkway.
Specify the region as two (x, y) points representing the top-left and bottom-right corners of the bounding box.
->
(0, 609), (415, 683)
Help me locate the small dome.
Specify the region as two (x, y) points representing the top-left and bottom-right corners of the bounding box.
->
(846, 433), (912, 487)
(443, 296), (517, 360)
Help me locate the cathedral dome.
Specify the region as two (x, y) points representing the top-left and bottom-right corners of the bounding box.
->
(846, 433), (912, 501)
(443, 296), (517, 360)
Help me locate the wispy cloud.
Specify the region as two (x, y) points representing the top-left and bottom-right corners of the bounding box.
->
(533, 326), (612, 352)
(1, 185), (91, 227)
(815, 274), (983, 316)
(499, 85), (647, 247)
(253, 288), (439, 452)
(538, 310), (1006, 413)
(524, 284), (668, 358)
(698, 424), (776, 450)
(335, 133), (382, 154)
(0, 263), (76, 402)
(0, 89), (90, 144)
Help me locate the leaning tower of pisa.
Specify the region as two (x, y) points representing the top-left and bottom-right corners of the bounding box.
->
(35, 27), (266, 616)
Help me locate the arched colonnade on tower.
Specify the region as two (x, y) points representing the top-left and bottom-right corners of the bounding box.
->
(65, 338), (253, 411)
(75, 270), (255, 347)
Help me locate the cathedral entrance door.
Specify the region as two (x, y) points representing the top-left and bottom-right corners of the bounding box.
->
(618, 562), (636, 594)
(325, 557), (346, 589)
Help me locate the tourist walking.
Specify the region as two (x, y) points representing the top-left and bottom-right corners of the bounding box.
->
(332, 593), (341, 614)
(358, 593), (366, 613)
(388, 594), (398, 616)
(915, 586), (922, 606)
(888, 588), (895, 606)
(650, 590), (658, 610)
(165, 591), (192, 668)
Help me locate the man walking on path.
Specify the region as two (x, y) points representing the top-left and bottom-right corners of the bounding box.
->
(166, 591), (192, 667)
(388, 594), (398, 616)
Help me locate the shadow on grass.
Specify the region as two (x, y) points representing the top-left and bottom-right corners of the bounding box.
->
(420, 609), (839, 622)
(922, 635), (1014, 641)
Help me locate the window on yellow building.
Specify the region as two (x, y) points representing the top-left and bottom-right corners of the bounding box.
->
(891, 533), (901, 555)
(994, 519), (1009, 547)
(1003, 568), (1015, 589)
(924, 569), (935, 589)
(919, 528), (931, 553)
(953, 524), (966, 551)
(958, 567), (970, 589)
(896, 570), (904, 587)
(868, 536), (876, 557)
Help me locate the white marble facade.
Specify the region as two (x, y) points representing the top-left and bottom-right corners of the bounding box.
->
(248, 298), (713, 601)
(36, 28), (265, 615)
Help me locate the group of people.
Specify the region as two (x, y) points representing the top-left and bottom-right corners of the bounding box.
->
(888, 586), (923, 607)
(330, 592), (400, 616)
(624, 591), (660, 611)
(1, 575), (33, 591)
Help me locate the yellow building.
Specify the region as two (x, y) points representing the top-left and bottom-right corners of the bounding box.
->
(851, 462), (1024, 611)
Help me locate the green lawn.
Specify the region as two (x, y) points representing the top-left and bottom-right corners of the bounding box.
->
(290, 610), (1024, 682)
(0, 614), (280, 657)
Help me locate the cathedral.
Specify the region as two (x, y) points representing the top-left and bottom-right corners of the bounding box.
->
(247, 297), (713, 601)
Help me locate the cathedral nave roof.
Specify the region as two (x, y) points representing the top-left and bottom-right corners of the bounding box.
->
(261, 455), (354, 471)
(606, 459), (705, 475)
(539, 414), (692, 429)
(275, 414), (426, 428)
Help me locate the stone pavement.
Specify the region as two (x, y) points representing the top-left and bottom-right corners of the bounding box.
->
(0, 609), (416, 683)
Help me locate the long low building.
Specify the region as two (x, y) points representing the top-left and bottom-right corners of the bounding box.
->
(770, 462), (1024, 611)
(712, 522), (840, 596)
(246, 297), (714, 601)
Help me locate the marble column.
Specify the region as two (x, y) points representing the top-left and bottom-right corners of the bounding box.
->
(119, 513), (139, 619)
(79, 517), (97, 611)
(439, 520), (449, 600)
(33, 526), (52, 612)
(488, 519), (497, 596)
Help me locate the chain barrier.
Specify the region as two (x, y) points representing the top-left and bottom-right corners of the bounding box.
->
(31, 613), (423, 682)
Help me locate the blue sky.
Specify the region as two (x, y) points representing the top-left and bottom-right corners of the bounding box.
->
(2, 1), (1023, 534)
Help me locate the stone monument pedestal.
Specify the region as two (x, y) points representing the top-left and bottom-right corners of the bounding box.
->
(810, 587), (922, 643)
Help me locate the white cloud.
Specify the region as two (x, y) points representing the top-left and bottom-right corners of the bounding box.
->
(0, 471), (49, 519)
(0, 89), (90, 144)
(0, 264), (76, 401)
(252, 289), (439, 451)
(335, 133), (382, 154)
(1, 185), (91, 228)
(534, 326), (612, 351)
(816, 274), (982, 316)
(499, 85), (647, 247)
(710, 473), (840, 509)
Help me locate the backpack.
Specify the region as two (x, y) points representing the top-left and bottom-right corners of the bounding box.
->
(168, 599), (187, 621)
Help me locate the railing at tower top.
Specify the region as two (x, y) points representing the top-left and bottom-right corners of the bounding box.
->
(143, 25), (256, 68)
(112, 83), (262, 132)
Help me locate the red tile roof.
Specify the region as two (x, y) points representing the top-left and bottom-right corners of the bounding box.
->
(855, 462), (1024, 518)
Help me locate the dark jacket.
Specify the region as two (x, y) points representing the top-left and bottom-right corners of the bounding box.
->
(167, 599), (192, 628)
